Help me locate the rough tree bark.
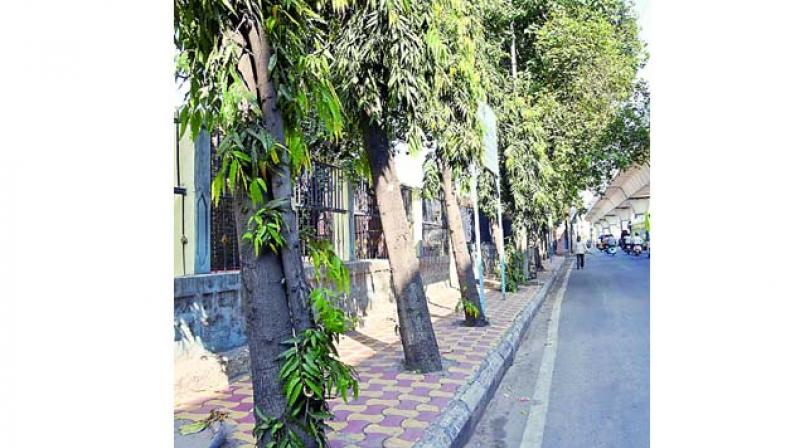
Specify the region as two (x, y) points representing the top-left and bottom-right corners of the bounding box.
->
(363, 121), (443, 373)
(236, 23), (315, 447)
(232, 197), (293, 423)
(441, 161), (488, 326)
(245, 25), (314, 334)
(515, 226), (529, 280)
(532, 231), (543, 272)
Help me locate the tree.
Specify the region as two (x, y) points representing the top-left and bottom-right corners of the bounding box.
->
(480, 0), (647, 258)
(423, 0), (489, 325)
(587, 79), (650, 192)
(175, 1), (357, 446)
(531, 2), (645, 193)
(332, 0), (443, 372)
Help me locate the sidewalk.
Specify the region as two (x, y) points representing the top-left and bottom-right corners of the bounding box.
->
(175, 256), (565, 447)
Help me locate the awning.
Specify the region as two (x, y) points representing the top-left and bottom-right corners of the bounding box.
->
(586, 164), (649, 224)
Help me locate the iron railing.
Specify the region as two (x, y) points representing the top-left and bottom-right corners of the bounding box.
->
(293, 161), (349, 260)
(481, 242), (499, 279)
(353, 181), (387, 259)
(421, 195), (449, 257)
(210, 133), (241, 271)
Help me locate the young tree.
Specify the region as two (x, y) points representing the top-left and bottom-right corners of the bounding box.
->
(424, 0), (489, 325)
(332, 0), (443, 372)
(176, 1), (357, 446)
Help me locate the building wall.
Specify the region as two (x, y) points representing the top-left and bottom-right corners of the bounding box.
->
(174, 255), (455, 395)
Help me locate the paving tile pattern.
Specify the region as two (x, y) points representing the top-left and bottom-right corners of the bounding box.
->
(175, 257), (563, 447)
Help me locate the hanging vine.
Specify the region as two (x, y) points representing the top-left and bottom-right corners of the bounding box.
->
(254, 238), (359, 447)
(176, 1), (359, 446)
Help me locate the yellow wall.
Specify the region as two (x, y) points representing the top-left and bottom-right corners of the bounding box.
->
(174, 130), (196, 277)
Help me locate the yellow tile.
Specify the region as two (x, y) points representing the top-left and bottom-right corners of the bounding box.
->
(346, 413), (384, 423)
(410, 382), (440, 389)
(204, 399), (241, 408)
(327, 421), (348, 431)
(430, 390), (456, 398)
(363, 423), (403, 436)
(358, 390), (385, 398)
(333, 404), (367, 412)
(398, 394), (430, 403)
(396, 373), (424, 381)
(385, 386), (413, 393)
(401, 418), (429, 429)
(365, 399), (400, 406)
(370, 379), (398, 386)
(383, 408), (418, 418)
(174, 412), (207, 421)
(230, 431), (255, 442)
(383, 437), (415, 448)
(416, 404), (439, 412)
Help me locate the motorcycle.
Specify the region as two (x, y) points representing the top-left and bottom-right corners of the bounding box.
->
(633, 244), (642, 256)
(607, 245), (618, 256)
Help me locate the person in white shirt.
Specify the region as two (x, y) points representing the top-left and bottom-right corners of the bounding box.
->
(632, 233), (643, 246)
(575, 235), (587, 269)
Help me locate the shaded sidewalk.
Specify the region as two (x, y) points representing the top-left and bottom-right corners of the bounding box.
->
(175, 256), (564, 447)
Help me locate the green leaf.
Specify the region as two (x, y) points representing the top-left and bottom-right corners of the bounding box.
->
(285, 375), (302, 399)
(288, 376), (304, 405)
(249, 179), (263, 205)
(305, 379), (323, 397)
(228, 159), (239, 191)
(268, 54), (278, 74)
(211, 173), (224, 205)
(178, 421), (208, 435)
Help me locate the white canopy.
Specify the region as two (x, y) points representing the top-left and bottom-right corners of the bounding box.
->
(586, 164), (650, 225)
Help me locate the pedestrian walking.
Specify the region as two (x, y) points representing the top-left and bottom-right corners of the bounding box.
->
(575, 235), (586, 269)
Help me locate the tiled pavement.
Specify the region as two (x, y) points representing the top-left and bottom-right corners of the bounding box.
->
(175, 256), (564, 447)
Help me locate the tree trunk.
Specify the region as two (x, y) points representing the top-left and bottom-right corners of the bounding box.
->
(540, 230), (550, 260)
(362, 121), (442, 373)
(246, 25), (314, 334)
(232, 196), (296, 446)
(441, 161), (488, 326)
(532, 231), (542, 272)
(515, 226), (529, 280)
(238, 24), (315, 447)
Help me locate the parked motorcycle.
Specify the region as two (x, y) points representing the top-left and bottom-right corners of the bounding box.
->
(633, 244), (642, 256)
(607, 245), (618, 256)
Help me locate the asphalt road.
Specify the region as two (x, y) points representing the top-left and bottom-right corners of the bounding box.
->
(466, 250), (650, 448)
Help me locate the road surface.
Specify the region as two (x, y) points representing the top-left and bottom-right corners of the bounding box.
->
(466, 250), (649, 448)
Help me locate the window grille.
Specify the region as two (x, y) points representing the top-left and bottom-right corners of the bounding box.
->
(421, 195), (449, 257)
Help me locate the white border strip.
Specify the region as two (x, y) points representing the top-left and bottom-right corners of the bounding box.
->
(519, 262), (574, 447)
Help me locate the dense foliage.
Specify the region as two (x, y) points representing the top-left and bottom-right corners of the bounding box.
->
(481, 0), (648, 239)
(175, 0), (648, 444)
(255, 239), (359, 447)
(331, 0), (434, 151)
(176, 1), (359, 446)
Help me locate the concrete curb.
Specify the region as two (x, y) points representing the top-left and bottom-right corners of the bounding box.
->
(413, 258), (571, 448)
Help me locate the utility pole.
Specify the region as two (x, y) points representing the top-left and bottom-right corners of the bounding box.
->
(470, 164), (487, 313)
